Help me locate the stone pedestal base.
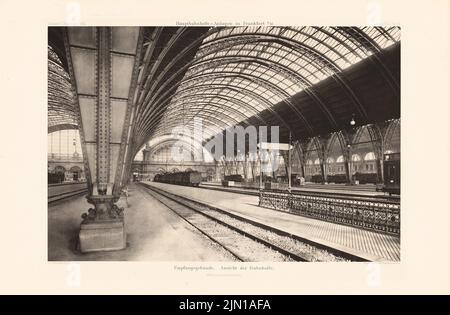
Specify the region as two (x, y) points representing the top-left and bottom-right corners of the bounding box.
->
(79, 219), (126, 253)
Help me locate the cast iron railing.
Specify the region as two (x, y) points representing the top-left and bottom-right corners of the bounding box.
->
(259, 189), (400, 235)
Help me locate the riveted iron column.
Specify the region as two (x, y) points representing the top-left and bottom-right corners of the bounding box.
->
(64, 27), (143, 252)
(87, 27), (117, 222)
(97, 27), (111, 195)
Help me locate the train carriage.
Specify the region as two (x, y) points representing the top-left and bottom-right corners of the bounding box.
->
(224, 174), (244, 182)
(153, 170), (202, 187)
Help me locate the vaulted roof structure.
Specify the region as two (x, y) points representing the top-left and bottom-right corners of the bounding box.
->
(48, 26), (400, 152)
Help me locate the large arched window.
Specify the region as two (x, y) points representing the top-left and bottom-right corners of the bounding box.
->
(326, 157), (335, 164)
(364, 152), (376, 161)
(48, 130), (82, 157)
(313, 158), (320, 165)
(150, 143), (194, 162)
(351, 154), (361, 162)
(134, 150), (144, 161)
(54, 165), (66, 174)
(384, 119), (400, 153)
(336, 155), (344, 163)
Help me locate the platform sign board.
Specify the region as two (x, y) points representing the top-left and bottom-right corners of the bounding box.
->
(257, 142), (293, 191)
(257, 142), (293, 151)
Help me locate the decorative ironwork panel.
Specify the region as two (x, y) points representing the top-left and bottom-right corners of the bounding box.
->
(259, 189), (400, 235)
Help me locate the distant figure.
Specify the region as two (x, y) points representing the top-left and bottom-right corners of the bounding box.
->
(121, 186), (129, 207)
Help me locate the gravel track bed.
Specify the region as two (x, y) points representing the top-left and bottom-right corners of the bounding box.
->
(154, 187), (349, 262)
(144, 188), (293, 262)
(200, 208), (348, 262)
(137, 186), (239, 262)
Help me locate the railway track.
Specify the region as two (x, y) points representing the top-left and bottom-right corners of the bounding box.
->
(139, 183), (363, 262)
(48, 188), (88, 204)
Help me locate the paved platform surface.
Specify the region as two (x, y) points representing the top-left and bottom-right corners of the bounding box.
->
(48, 184), (235, 261)
(145, 181), (400, 261)
(201, 182), (385, 197)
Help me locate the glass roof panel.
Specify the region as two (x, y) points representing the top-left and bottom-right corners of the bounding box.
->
(46, 27), (400, 144)
(47, 45), (78, 131)
(151, 26), (400, 142)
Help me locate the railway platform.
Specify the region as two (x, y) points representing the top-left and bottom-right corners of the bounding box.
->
(48, 181), (87, 203)
(142, 181), (400, 262)
(48, 184), (237, 261)
(200, 182), (387, 197)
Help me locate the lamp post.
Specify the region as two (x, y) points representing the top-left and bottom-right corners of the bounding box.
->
(347, 143), (353, 185)
(288, 131), (292, 192)
(347, 114), (356, 184)
(236, 149), (240, 175)
(258, 149), (263, 190)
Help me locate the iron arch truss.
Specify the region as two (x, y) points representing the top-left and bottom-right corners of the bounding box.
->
(48, 26), (400, 155)
(147, 26), (400, 147)
(47, 45), (79, 132)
